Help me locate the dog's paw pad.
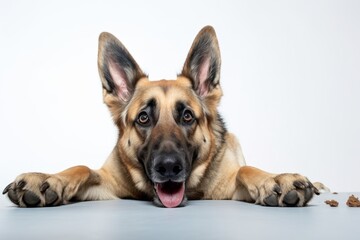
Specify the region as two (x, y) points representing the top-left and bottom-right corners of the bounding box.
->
(264, 194), (278, 206)
(45, 189), (58, 205)
(23, 190), (41, 207)
(283, 190), (299, 206)
(7, 189), (19, 205)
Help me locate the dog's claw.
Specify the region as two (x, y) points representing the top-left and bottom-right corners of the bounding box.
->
(273, 184), (282, 195)
(40, 182), (50, 193)
(309, 182), (320, 195)
(2, 183), (12, 194)
(293, 181), (306, 189)
(314, 189), (320, 195)
(304, 187), (313, 202)
(17, 180), (26, 189)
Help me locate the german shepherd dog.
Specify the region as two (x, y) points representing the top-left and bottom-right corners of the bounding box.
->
(3, 26), (324, 208)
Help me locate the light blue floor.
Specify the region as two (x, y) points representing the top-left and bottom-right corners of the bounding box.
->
(0, 193), (358, 239)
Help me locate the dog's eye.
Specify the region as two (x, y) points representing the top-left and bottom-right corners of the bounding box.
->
(182, 110), (194, 125)
(137, 112), (150, 126)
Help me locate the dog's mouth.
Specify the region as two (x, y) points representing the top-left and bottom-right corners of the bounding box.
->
(154, 181), (185, 208)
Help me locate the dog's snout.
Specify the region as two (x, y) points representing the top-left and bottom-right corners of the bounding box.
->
(154, 155), (184, 180)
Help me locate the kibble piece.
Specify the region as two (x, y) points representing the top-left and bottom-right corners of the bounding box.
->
(325, 200), (339, 207)
(346, 195), (360, 207)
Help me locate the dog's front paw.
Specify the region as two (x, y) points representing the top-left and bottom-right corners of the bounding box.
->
(258, 173), (320, 207)
(3, 173), (65, 207)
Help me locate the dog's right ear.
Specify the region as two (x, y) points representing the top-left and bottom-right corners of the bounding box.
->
(98, 32), (145, 102)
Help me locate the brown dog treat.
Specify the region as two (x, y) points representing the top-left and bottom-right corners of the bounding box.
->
(346, 195), (360, 207)
(333, 192), (338, 194)
(325, 200), (339, 207)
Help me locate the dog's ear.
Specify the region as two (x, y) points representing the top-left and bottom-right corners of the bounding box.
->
(181, 26), (221, 97)
(98, 32), (145, 102)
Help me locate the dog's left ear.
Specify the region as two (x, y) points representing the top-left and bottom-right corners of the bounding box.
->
(181, 26), (221, 97)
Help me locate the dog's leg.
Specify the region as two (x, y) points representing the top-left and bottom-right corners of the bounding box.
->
(2, 165), (117, 207)
(236, 166), (320, 207)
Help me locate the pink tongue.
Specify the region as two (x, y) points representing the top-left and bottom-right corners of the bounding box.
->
(155, 182), (185, 208)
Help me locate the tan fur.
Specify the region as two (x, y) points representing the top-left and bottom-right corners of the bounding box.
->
(3, 26), (326, 208)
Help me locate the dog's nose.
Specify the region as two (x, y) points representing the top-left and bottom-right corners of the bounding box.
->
(154, 155), (184, 179)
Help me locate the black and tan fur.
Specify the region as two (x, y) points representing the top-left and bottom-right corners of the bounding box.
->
(3, 26), (325, 208)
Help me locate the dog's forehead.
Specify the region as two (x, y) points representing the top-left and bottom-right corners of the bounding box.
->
(137, 76), (192, 90)
(128, 76), (202, 116)
(135, 77), (197, 103)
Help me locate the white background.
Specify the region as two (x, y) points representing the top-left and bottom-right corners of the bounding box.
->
(0, 0), (359, 192)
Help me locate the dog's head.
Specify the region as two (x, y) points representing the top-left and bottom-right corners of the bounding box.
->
(97, 26), (225, 208)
